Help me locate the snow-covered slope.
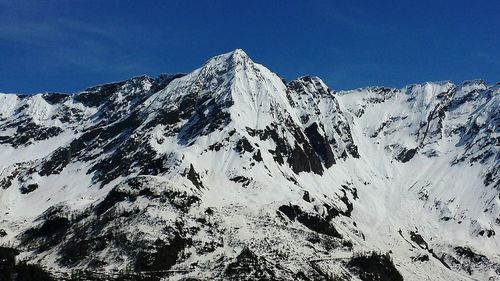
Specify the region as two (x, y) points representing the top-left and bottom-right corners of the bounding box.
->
(0, 50), (498, 280)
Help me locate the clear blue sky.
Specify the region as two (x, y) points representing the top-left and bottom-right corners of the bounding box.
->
(1, 0), (498, 93)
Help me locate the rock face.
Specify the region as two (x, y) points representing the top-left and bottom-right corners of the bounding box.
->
(0, 49), (499, 280)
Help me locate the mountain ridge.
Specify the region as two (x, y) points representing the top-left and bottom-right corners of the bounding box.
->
(0, 49), (498, 280)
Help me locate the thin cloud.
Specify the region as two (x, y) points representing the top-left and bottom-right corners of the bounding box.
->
(0, 12), (146, 73)
(309, 1), (388, 34)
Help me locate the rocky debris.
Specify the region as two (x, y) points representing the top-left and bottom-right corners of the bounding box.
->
(346, 252), (403, 281)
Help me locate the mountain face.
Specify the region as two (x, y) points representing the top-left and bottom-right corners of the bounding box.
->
(0, 49), (498, 280)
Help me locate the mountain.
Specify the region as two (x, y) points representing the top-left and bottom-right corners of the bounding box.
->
(0, 49), (498, 281)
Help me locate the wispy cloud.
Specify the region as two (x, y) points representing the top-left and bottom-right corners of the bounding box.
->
(474, 51), (500, 66)
(0, 2), (159, 73)
(308, 1), (389, 35)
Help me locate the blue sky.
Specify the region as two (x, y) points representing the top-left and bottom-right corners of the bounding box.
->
(0, 0), (498, 93)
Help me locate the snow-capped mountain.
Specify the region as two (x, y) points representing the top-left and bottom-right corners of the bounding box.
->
(0, 49), (498, 280)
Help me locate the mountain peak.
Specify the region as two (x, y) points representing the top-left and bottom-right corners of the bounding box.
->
(201, 49), (254, 72)
(230, 48), (249, 59)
